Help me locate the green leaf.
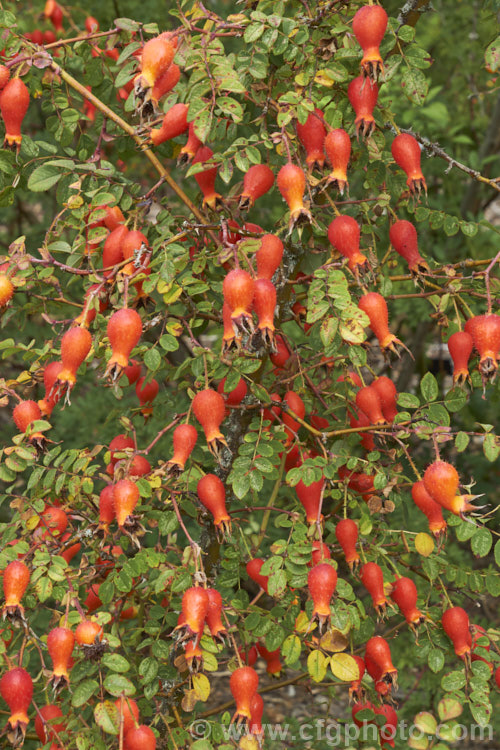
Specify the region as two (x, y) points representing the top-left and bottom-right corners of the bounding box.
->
(72, 679), (99, 707)
(495, 539), (500, 567)
(103, 674), (136, 697)
(443, 215), (460, 236)
(471, 528), (492, 558)
(445, 387), (467, 413)
(401, 67), (428, 105)
(420, 372), (438, 402)
(27, 164), (63, 192)
(144, 348), (161, 372)
(244, 23), (264, 43)
(267, 570), (287, 598)
(101, 654), (131, 673)
(455, 432), (470, 452)
(469, 701), (492, 727)
(139, 657), (159, 684)
(483, 433), (500, 462)
(428, 648), (445, 673)
(397, 392), (420, 409)
(441, 671), (467, 691)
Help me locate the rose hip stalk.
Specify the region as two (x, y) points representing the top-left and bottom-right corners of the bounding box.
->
(389, 220), (429, 275)
(0, 78), (30, 151)
(442, 607), (472, 663)
(277, 163), (312, 230)
(335, 519), (360, 570)
(348, 77), (378, 138)
(230, 666), (259, 724)
(360, 562), (388, 616)
(223, 268), (255, 336)
(192, 389), (227, 457)
(174, 587), (209, 646)
(296, 108), (326, 171)
(308, 563), (337, 629)
(197, 474), (231, 537)
(358, 292), (405, 356)
(391, 134), (427, 196)
(149, 103), (188, 146)
(295, 477), (325, 525)
(238, 164), (275, 210)
(423, 460), (481, 518)
(364, 636), (398, 694)
(310, 541), (331, 566)
(465, 313), (500, 384)
(389, 577), (424, 629)
(47, 626), (75, 691)
(192, 146), (222, 209)
(165, 424), (197, 475)
(53, 326), (92, 402)
(447, 331), (473, 386)
(256, 234), (284, 280)
(2, 560), (30, 624)
(328, 215), (368, 273)
(411, 480), (447, 538)
(0, 667), (33, 746)
(252, 278), (277, 349)
(105, 308), (143, 381)
(325, 129), (351, 194)
(352, 4), (388, 80)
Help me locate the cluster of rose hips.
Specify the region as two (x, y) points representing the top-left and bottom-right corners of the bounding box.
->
(0, 3), (499, 749)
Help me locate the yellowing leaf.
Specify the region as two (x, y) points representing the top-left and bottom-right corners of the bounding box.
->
(330, 653), (360, 682)
(94, 702), (119, 736)
(192, 673), (210, 702)
(294, 610), (311, 633)
(438, 698), (463, 721)
(319, 629), (349, 653)
(307, 649), (327, 683)
(415, 532), (435, 557)
(414, 712), (437, 735)
(314, 70), (335, 87)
